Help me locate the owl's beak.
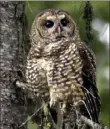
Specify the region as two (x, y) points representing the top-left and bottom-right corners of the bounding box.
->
(55, 24), (65, 41)
(55, 24), (63, 34)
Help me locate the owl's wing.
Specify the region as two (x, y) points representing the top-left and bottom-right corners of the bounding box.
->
(77, 42), (101, 123)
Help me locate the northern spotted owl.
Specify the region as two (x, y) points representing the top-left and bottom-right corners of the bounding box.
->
(25, 9), (100, 127)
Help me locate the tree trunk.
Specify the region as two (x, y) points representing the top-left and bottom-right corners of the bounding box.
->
(0, 1), (28, 129)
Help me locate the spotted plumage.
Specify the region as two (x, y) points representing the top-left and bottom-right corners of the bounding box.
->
(25, 9), (101, 128)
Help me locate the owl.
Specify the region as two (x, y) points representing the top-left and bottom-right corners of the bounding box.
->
(25, 9), (101, 128)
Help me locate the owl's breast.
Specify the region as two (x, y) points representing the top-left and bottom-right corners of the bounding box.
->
(37, 58), (53, 79)
(37, 44), (84, 105)
(47, 44), (84, 106)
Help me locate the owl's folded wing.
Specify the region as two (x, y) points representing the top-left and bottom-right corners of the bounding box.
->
(77, 42), (101, 123)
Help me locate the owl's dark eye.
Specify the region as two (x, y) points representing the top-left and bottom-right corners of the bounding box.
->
(44, 20), (54, 28)
(61, 18), (69, 26)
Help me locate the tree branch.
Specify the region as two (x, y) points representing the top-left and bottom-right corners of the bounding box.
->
(79, 112), (109, 129)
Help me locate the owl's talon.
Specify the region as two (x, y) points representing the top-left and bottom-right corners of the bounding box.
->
(60, 103), (66, 113)
(50, 100), (56, 108)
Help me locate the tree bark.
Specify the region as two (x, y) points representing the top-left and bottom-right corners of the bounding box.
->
(0, 1), (28, 129)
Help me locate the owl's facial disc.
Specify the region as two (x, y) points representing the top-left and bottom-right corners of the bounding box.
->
(37, 11), (75, 43)
(44, 15), (72, 41)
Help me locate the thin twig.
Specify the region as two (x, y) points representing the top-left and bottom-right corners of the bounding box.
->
(19, 105), (43, 128)
(26, 1), (33, 13)
(79, 113), (109, 129)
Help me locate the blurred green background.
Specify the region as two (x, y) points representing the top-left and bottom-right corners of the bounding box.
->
(25, 1), (109, 129)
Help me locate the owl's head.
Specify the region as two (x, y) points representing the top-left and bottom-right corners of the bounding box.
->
(30, 9), (80, 55)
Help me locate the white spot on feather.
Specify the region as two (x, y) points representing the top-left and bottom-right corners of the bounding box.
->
(58, 14), (65, 19)
(46, 16), (56, 20)
(37, 58), (52, 71)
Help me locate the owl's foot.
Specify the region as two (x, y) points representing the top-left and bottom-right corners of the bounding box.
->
(49, 100), (56, 108)
(61, 102), (66, 114)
